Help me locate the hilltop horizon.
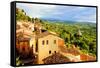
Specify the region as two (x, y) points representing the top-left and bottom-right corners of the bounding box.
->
(16, 3), (96, 23)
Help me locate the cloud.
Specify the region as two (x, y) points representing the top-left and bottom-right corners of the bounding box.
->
(72, 7), (96, 23)
(16, 3), (96, 23)
(17, 3), (57, 18)
(76, 14), (96, 23)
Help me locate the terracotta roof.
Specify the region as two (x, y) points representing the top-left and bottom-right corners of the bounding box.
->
(59, 46), (80, 56)
(16, 29), (33, 35)
(16, 37), (30, 41)
(66, 48), (80, 56)
(42, 53), (71, 64)
(80, 54), (96, 61)
(35, 31), (58, 39)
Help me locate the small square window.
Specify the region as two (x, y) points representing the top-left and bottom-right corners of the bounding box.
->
(46, 40), (48, 45)
(49, 50), (51, 54)
(54, 40), (56, 44)
(54, 51), (56, 53)
(42, 40), (45, 45)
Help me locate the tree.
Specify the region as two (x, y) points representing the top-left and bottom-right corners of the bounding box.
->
(32, 18), (34, 23)
(89, 42), (96, 51)
(27, 16), (31, 21)
(79, 41), (89, 50)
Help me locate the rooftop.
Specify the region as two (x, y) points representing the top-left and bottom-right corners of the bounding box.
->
(42, 53), (71, 64)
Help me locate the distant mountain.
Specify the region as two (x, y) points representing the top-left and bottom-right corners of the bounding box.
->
(40, 18), (96, 24)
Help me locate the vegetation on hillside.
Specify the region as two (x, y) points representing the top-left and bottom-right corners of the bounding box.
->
(41, 20), (96, 56)
(16, 8), (97, 57)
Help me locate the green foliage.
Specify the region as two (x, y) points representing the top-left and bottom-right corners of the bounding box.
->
(16, 57), (24, 66)
(27, 16), (31, 21)
(89, 42), (96, 55)
(16, 8), (31, 22)
(41, 20), (96, 56)
(16, 8), (96, 56)
(32, 18), (34, 23)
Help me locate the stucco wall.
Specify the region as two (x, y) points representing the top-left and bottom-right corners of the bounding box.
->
(37, 35), (61, 64)
(30, 38), (36, 53)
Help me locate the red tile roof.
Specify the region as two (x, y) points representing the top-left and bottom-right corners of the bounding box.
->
(80, 54), (96, 61)
(42, 53), (71, 64)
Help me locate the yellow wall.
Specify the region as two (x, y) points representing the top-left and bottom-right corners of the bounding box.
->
(37, 35), (61, 64)
(30, 38), (36, 53)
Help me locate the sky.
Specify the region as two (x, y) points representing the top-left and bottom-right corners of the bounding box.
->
(16, 3), (96, 23)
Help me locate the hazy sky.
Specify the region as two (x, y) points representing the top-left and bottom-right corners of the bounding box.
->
(17, 3), (96, 23)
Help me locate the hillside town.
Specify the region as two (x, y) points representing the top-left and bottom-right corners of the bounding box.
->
(16, 8), (96, 66)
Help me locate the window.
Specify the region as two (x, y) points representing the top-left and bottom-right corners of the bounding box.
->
(42, 40), (45, 45)
(49, 50), (51, 54)
(36, 41), (38, 52)
(46, 40), (48, 45)
(54, 51), (56, 53)
(54, 40), (56, 44)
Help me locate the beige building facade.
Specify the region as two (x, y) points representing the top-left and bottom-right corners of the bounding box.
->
(30, 33), (64, 64)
